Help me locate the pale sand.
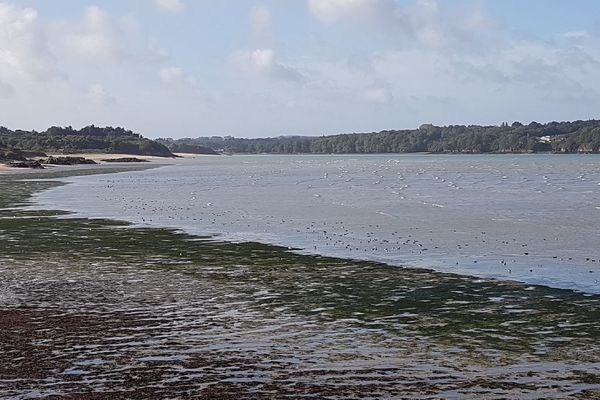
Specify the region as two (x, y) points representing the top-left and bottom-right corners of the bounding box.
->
(41, 153), (178, 163)
(0, 152), (181, 174)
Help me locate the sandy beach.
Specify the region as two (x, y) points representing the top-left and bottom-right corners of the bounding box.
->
(0, 152), (185, 175)
(41, 152), (214, 161)
(41, 152), (180, 163)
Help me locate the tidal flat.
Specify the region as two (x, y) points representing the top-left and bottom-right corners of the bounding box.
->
(33, 154), (600, 293)
(0, 168), (599, 399)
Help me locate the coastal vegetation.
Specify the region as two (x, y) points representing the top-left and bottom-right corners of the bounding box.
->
(0, 125), (174, 157)
(159, 120), (600, 154)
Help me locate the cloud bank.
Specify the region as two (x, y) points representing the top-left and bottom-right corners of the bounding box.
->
(0, 0), (598, 138)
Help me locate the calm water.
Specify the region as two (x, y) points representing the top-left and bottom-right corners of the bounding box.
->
(32, 154), (600, 293)
(2, 166), (599, 398)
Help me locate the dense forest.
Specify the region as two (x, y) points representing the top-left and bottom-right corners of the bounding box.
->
(159, 120), (600, 154)
(0, 125), (174, 157)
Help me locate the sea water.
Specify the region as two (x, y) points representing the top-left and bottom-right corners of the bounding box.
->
(31, 154), (600, 293)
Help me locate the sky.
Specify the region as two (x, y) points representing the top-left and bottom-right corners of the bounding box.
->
(1, 1), (600, 138)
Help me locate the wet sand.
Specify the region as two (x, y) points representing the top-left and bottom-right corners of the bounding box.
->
(0, 171), (599, 399)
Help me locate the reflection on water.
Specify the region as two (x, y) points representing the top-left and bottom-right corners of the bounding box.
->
(32, 154), (600, 293)
(1, 174), (599, 399)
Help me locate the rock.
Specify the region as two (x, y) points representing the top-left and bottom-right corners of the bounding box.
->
(43, 156), (97, 165)
(0, 149), (47, 162)
(100, 157), (149, 163)
(6, 160), (44, 169)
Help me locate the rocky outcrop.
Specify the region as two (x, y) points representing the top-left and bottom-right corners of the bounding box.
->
(43, 156), (97, 165)
(0, 149), (47, 162)
(6, 160), (44, 169)
(100, 157), (149, 163)
(1, 147), (47, 169)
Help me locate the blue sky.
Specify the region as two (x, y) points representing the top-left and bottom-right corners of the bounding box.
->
(1, 0), (599, 138)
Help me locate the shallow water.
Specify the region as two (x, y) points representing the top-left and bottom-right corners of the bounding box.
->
(1, 171), (600, 398)
(31, 154), (600, 293)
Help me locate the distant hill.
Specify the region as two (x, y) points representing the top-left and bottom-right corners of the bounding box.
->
(166, 120), (600, 154)
(0, 125), (174, 157)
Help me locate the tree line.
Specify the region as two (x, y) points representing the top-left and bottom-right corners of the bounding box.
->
(159, 120), (600, 154)
(3, 120), (600, 158)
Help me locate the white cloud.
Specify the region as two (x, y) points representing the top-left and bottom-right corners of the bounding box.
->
(147, 39), (169, 61)
(54, 6), (165, 66)
(154, 0), (184, 14)
(248, 49), (274, 71)
(308, 0), (496, 51)
(562, 31), (588, 40)
(87, 83), (116, 105)
(159, 66), (198, 88)
(402, 0), (497, 50)
(308, 0), (393, 24)
(159, 66), (184, 83)
(0, 3), (58, 82)
(60, 6), (120, 63)
(463, 10), (496, 31)
(231, 7), (302, 85)
(414, 26), (446, 49)
(561, 31), (589, 43)
(363, 86), (393, 104)
(232, 48), (304, 82)
(250, 5), (272, 44)
(0, 81), (14, 98)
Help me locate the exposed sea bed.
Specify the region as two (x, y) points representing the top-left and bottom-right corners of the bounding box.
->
(31, 154), (600, 293)
(0, 169), (599, 399)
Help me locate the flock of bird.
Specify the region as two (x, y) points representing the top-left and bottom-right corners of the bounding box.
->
(74, 156), (599, 288)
